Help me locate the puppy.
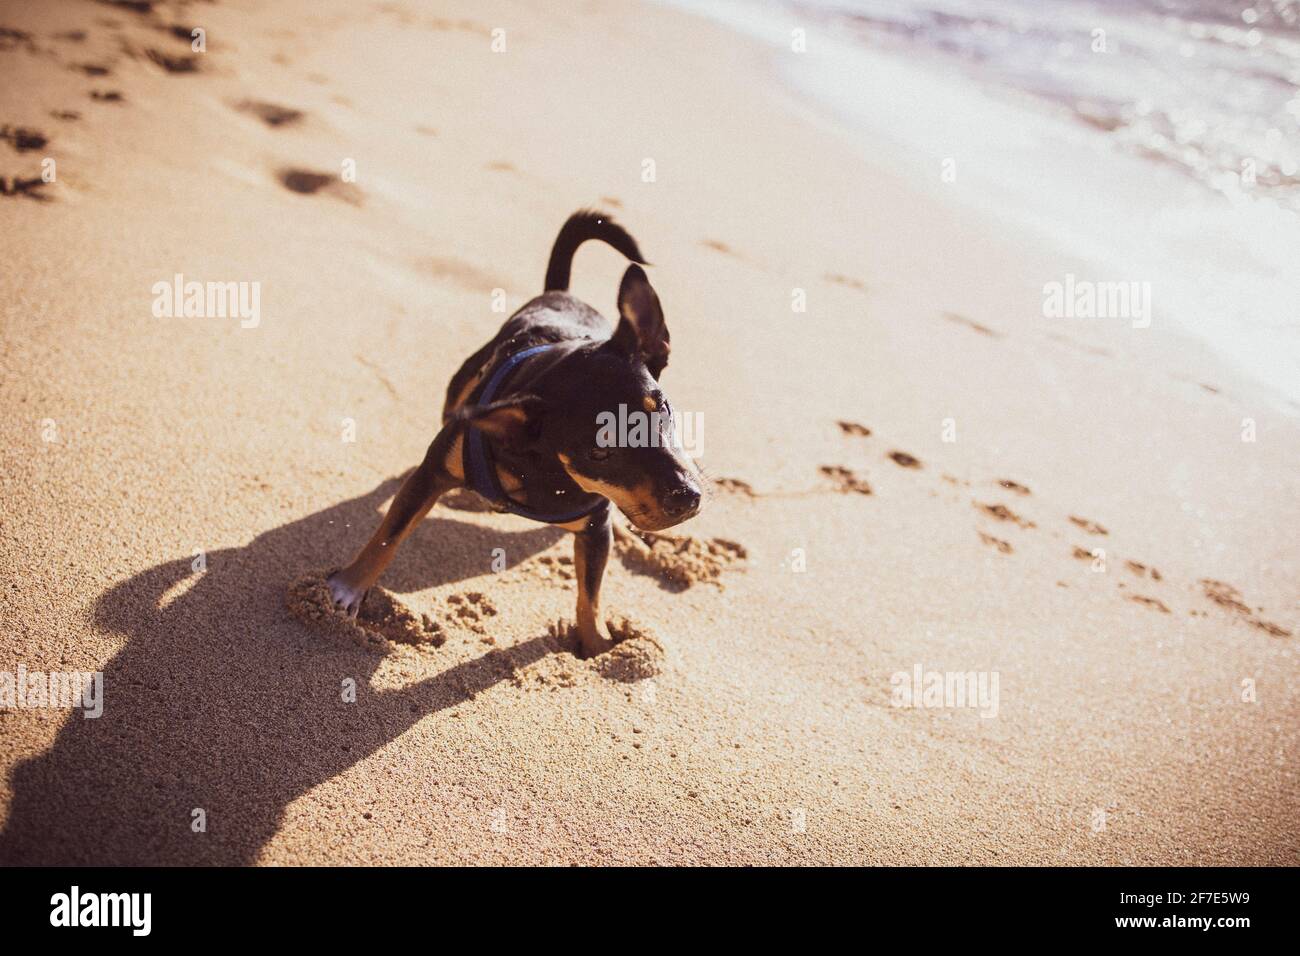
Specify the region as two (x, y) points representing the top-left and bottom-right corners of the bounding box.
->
(327, 210), (701, 657)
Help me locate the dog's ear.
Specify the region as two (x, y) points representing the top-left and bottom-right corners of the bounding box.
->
(610, 264), (670, 379)
(455, 394), (545, 446)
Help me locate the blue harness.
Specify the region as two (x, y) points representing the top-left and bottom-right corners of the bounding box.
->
(463, 344), (604, 525)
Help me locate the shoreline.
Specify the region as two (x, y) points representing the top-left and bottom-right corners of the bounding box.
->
(664, 0), (1300, 413)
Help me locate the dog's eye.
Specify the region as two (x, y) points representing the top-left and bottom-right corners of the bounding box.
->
(589, 447), (613, 461)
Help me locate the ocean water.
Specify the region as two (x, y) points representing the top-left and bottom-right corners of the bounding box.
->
(665, 0), (1300, 406)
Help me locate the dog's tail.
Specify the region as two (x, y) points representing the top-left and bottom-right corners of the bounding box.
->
(544, 209), (648, 292)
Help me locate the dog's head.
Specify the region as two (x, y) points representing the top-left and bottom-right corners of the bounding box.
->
(461, 265), (701, 531)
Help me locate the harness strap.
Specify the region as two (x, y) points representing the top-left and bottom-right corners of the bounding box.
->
(463, 344), (604, 525)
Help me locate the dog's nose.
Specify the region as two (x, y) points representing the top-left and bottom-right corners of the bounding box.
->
(665, 486), (702, 517)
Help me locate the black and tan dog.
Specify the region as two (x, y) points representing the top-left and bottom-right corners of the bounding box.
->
(327, 211), (702, 657)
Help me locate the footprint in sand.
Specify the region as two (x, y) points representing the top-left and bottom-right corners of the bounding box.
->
(528, 553), (575, 581)
(824, 273), (868, 292)
(287, 572), (518, 651)
(514, 617), (665, 687)
(820, 465), (871, 496)
(1127, 594), (1171, 614)
(90, 90), (125, 102)
(145, 48), (199, 73)
(975, 501), (1035, 529)
(235, 99), (305, 128)
(408, 615), (664, 692)
(0, 26), (36, 53)
(978, 532), (1013, 555)
(51, 110), (80, 122)
(1200, 579), (1291, 637)
(942, 312), (1001, 338)
(888, 450), (922, 469)
(446, 591), (498, 636)
(701, 239), (741, 258)
(0, 125), (49, 152)
(1068, 515), (1108, 535)
(998, 479), (1031, 495)
(1200, 579), (1252, 616)
(279, 168), (332, 194)
(286, 571), (444, 652)
(837, 420), (871, 437)
(100, 1), (158, 17)
(0, 175), (51, 201)
(1057, 551), (1289, 633)
(1250, 620), (1291, 638)
(713, 477), (756, 498)
(277, 167), (363, 205)
(1124, 560), (1163, 581)
(613, 525), (746, 589)
(163, 24), (201, 45)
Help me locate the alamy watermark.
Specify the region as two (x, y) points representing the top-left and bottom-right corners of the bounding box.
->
(50, 886), (150, 936)
(0, 664), (103, 718)
(890, 663), (1000, 718)
(151, 273), (261, 329)
(596, 403), (703, 457)
(1042, 273), (1151, 328)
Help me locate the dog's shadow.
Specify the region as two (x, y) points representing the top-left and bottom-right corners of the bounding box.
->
(0, 478), (566, 865)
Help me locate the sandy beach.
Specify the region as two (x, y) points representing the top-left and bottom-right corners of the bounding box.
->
(1, 0), (1297, 865)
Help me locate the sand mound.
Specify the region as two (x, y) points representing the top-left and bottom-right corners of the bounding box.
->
(595, 617), (666, 682)
(286, 570), (445, 651)
(512, 616), (665, 688)
(614, 526), (746, 588)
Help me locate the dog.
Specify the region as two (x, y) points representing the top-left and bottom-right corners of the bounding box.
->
(327, 210), (702, 657)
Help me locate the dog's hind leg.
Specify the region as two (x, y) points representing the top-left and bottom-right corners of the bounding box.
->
(327, 428), (460, 617)
(572, 503), (614, 658)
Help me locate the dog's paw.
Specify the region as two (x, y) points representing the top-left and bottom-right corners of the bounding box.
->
(574, 618), (614, 660)
(288, 571), (445, 651)
(325, 571), (368, 618)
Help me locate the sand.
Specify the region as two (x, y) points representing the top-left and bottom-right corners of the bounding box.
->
(0, 0), (1297, 865)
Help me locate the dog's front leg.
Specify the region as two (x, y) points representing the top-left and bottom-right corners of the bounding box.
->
(572, 503), (613, 658)
(327, 429), (459, 616)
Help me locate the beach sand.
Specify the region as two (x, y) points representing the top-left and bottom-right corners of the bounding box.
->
(0, 0), (1296, 865)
